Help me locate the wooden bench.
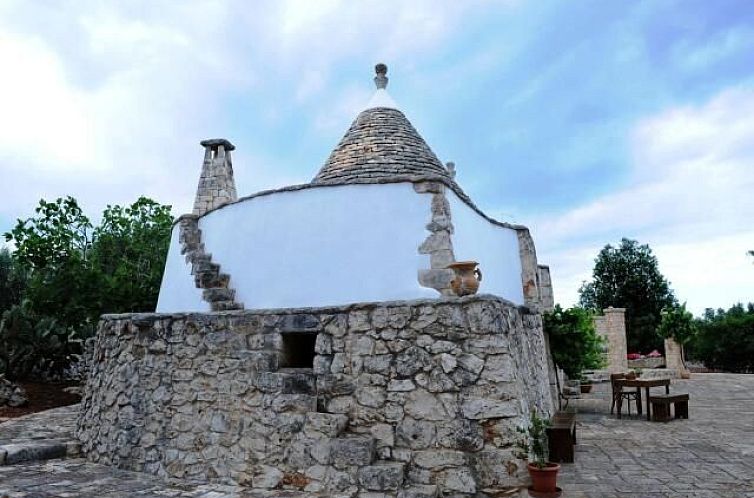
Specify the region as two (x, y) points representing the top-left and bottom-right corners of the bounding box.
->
(547, 411), (577, 463)
(649, 394), (689, 422)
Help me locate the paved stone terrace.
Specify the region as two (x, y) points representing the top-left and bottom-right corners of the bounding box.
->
(561, 373), (754, 498)
(0, 374), (752, 497)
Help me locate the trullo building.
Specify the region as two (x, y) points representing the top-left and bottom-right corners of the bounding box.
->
(77, 65), (557, 497)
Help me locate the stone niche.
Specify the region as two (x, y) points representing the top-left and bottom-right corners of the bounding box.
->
(77, 295), (553, 497)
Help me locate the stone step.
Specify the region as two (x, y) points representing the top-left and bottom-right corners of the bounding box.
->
(195, 271), (229, 289)
(203, 287), (235, 302)
(330, 435), (376, 469)
(0, 440), (79, 466)
(192, 260), (220, 274)
(210, 300), (243, 311)
(358, 461), (406, 492)
(185, 250), (211, 264)
(181, 242), (204, 259)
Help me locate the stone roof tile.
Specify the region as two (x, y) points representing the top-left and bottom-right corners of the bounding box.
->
(312, 107), (452, 184)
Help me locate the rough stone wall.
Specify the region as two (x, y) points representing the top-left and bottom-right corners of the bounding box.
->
(77, 295), (552, 496)
(193, 139), (238, 216)
(516, 229), (540, 309)
(536, 265), (554, 313)
(414, 181), (456, 296)
(593, 308), (628, 373)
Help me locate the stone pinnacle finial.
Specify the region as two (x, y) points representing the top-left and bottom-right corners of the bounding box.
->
(446, 161), (456, 179)
(374, 63), (388, 89)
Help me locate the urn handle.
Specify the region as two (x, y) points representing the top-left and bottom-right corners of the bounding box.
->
(475, 267), (483, 282)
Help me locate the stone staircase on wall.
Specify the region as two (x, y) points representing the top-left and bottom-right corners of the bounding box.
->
(177, 215), (243, 311)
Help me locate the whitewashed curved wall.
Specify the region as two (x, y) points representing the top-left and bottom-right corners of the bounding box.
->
(156, 182), (527, 312)
(158, 183), (436, 312)
(155, 228), (209, 312)
(447, 191), (524, 305)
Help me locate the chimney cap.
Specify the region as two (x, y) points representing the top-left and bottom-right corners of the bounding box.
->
(200, 138), (235, 151)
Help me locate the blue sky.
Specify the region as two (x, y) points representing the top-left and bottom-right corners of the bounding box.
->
(1, 0), (752, 314)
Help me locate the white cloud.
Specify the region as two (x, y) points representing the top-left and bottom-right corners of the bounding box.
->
(0, 1), (506, 226)
(534, 87), (754, 315)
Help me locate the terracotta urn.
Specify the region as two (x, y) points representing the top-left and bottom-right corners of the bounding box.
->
(446, 261), (482, 296)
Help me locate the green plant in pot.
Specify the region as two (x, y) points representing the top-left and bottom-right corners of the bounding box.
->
(516, 409), (560, 493)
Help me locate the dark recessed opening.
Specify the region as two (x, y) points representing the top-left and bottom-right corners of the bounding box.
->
(280, 332), (317, 369)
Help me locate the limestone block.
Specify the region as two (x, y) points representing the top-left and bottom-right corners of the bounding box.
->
(358, 462), (405, 491)
(405, 390), (448, 421)
(397, 485), (438, 498)
(396, 418), (436, 449)
(330, 436), (375, 469)
(461, 398), (518, 420)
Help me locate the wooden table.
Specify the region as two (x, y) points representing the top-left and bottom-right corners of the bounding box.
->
(617, 378), (670, 420)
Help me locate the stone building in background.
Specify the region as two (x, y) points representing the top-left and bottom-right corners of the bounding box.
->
(77, 65), (555, 497)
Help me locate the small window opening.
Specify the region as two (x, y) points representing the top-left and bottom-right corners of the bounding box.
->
(280, 332), (317, 369)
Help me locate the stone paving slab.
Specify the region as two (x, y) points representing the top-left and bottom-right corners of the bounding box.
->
(0, 374), (753, 497)
(0, 405), (80, 466)
(560, 373), (754, 498)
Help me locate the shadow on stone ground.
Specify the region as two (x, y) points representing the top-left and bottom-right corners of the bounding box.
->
(0, 373), (753, 497)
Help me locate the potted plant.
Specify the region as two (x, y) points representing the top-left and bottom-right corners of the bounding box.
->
(516, 410), (560, 494)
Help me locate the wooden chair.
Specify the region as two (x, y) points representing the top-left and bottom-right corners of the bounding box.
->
(610, 373), (640, 417)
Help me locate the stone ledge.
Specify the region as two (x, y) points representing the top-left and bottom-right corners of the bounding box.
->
(101, 293), (527, 321)
(0, 441), (69, 466)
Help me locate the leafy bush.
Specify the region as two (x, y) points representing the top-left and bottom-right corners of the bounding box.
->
(0, 301), (82, 381)
(691, 303), (754, 373)
(544, 305), (605, 379)
(657, 302), (696, 345)
(2, 195), (172, 379)
(0, 248), (28, 314)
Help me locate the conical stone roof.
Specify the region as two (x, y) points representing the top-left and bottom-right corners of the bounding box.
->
(312, 64), (452, 184)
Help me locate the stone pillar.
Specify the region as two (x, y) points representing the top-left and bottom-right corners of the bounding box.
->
(193, 138), (238, 216)
(537, 264), (554, 313)
(593, 307), (628, 373)
(664, 337), (688, 376)
(516, 228), (540, 309)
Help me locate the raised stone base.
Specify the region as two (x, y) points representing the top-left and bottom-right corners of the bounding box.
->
(77, 295), (553, 496)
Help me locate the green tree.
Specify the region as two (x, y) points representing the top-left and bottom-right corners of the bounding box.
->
(0, 248), (28, 314)
(5, 197), (100, 330)
(4, 196), (173, 331)
(2, 196), (173, 379)
(91, 197), (173, 313)
(579, 238), (676, 353)
(693, 303), (754, 373)
(544, 305), (605, 379)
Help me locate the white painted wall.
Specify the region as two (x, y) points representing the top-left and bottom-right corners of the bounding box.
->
(157, 183), (436, 312)
(447, 191), (524, 305)
(156, 228), (209, 312)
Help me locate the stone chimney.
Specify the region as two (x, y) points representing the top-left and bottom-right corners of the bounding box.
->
(193, 138), (238, 216)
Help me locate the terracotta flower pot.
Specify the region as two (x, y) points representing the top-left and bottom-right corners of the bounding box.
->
(580, 383), (593, 394)
(528, 462), (561, 493)
(446, 261), (482, 296)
